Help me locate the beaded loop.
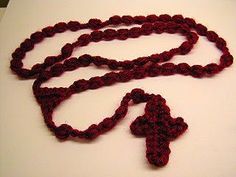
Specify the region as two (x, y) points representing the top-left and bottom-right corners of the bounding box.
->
(10, 14), (233, 167)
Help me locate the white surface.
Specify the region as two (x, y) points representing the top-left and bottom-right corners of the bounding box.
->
(0, 0), (236, 177)
(0, 8), (6, 20)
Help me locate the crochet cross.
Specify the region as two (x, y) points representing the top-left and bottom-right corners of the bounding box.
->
(130, 95), (188, 166)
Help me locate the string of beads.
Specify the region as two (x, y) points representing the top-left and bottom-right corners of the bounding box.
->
(10, 14), (233, 166)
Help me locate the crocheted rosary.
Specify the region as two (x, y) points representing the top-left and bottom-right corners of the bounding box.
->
(10, 14), (233, 167)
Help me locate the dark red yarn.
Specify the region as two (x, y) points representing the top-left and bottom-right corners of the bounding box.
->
(10, 14), (233, 167)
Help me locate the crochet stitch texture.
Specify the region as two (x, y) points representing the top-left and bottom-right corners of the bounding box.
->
(10, 14), (233, 167)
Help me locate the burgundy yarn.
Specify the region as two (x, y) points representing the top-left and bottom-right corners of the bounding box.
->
(10, 14), (233, 167)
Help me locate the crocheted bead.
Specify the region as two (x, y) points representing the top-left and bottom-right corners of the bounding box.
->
(172, 14), (184, 23)
(64, 57), (79, 71)
(42, 26), (55, 37)
(10, 60), (23, 71)
(177, 63), (191, 75)
(93, 56), (107, 66)
(51, 63), (64, 76)
(44, 56), (57, 66)
(184, 17), (196, 27)
(84, 124), (99, 139)
(77, 34), (91, 46)
(204, 63), (220, 75)
(120, 60), (134, 69)
(220, 54), (233, 67)
(12, 48), (25, 60)
(216, 37), (227, 50)
(55, 124), (72, 139)
(20, 39), (34, 51)
(153, 22), (166, 34)
(141, 23), (153, 35)
(131, 89), (147, 104)
(129, 27), (142, 38)
(98, 118), (115, 132)
(159, 14), (171, 22)
(54, 22), (67, 33)
(61, 43), (73, 58)
(102, 72), (118, 85)
(161, 63), (176, 75)
(30, 31), (45, 43)
(117, 29), (129, 40)
(190, 65), (205, 78)
(89, 77), (104, 89)
(146, 14), (159, 22)
(104, 29), (117, 41)
(78, 54), (93, 66)
(206, 31), (218, 42)
(31, 64), (43, 73)
(118, 70), (133, 82)
(180, 41), (193, 55)
(108, 60), (119, 70)
(196, 23), (208, 35)
(134, 15), (146, 24)
(121, 15), (134, 25)
(148, 64), (161, 77)
(73, 79), (89, 92)
(91, 30), (104, 42)
(133, 67), (146, 79)
(88, 18), (102, 29)
(67, 21), (80, 31)
(109, 15), (122, 25)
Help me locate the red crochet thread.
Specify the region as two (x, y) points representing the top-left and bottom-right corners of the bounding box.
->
(10, 14), (233, 167)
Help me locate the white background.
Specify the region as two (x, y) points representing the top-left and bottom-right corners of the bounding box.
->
(0, 0), (236, 177)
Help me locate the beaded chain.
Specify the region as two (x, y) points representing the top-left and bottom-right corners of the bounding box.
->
(10, 14), (233, 167)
